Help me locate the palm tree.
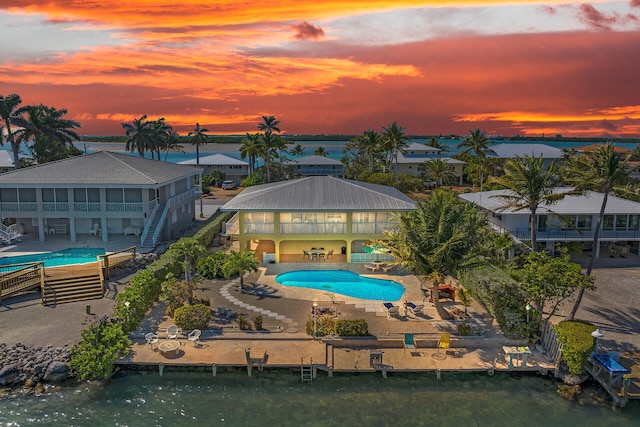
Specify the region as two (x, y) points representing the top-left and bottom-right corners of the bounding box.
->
(163, 130), (184, 161)
(149, 117), (171, 160)
(565, 143), (634, 320)
(458, 129), (490, 189)
(240, 132), (262, 176)
(314, 146), (328, 157)
(222, 250), (260, 290)
(257, 115), (283, 183)
(420, 158), (456, 187)
(489, 155), (567, 252)
(122, 115), (154, 157)
(170, 238), (207, 282)
(0, 94), (25, 169)
(188, 123), (209, 166)
(382, 122), (409, 177)
(426, 136), (448, 154)
(379, 189), (488, 320)
(290, 144), (305, 158)
(354, 129), (383, 172)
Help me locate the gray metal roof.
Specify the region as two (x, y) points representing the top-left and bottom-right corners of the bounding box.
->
(488, 143), (564, 159)
(179, 154), (248, 166)
(0, 151), (203, 187)
(405, 142), (440, 153)
(459, 188), (640, 215)
(286, 155), (343, 166)
(221, 176), (417, 212)
(396, 154), (465, 165)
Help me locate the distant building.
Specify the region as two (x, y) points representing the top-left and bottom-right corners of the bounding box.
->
(487, 143), (564, 167)
(285, 155), (345, 177)
(0, 152), (202, 247)
(459, 188), (640, 256)
(179, 154), (248, 185)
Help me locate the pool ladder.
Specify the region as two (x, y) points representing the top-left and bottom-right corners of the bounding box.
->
(301, 355), (315, 383)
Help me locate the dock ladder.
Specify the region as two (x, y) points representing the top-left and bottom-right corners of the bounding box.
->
(301, 355), (315, 383)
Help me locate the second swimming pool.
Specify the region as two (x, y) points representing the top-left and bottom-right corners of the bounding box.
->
(0, 248), (106, 268)
(275, 270), (405, 301)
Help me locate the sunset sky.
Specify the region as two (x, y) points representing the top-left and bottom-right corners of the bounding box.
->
(2, 1), (640, 137)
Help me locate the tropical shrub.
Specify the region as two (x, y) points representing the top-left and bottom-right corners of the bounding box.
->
(114, 268), (162, 333)
(305, 318), (369, 337)
(554, 320), (596, 375)
(174, 304), (211, 330)
(236, 314), (250, 330)
(241, 175), (265, 187)
(70, 317), (131, 381)
(197, 251), (228, 279)
(252, 315), (263, 330)
(160, 274), (195, 316)
(456, 323), (472, 336)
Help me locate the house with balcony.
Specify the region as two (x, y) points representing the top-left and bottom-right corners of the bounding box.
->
(285, 155), (345, 177)
(459, 188), (640, 256)
(221, 176), (416, 263)
(179, 154), (248, 185)
(0, 151), (203, 248)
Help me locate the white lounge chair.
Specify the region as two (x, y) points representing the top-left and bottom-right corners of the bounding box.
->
(364, 264), (379, 272)
(89, 223), (101, 236)
(383, 302), (400, 319)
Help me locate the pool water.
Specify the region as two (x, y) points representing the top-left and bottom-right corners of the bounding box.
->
(0, 248), (106, 267)
(275, 270), (405, 301)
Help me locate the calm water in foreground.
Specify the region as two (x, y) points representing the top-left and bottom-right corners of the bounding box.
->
(1, 372), (638, 426)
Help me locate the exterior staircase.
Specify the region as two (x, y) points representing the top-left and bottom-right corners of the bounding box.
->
(42, 274), (104, 306)
(0, 223), (21, 245)
(141, 204), (167, 248)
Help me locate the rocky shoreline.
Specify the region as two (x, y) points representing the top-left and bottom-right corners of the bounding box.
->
(0, 343), (72, 394)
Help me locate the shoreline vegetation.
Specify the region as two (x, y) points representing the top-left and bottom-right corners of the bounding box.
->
(81, 134), (640, 144)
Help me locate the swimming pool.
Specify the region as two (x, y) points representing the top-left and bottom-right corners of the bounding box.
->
(0, 248), (106, 268)
(275, 270), (405, 301)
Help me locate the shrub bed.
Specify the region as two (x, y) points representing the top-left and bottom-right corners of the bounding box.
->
(554, 320), (596, 375)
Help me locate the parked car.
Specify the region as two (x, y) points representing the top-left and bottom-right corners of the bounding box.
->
(221, 180), (237, 190)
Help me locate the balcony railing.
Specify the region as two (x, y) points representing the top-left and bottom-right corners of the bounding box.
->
(106, 202), (143, 212)
(42, 202), (70, 212)
(280, 222), (345, 234)
(73, 202), (101, 212)
(244, 223), (275, 234)
(0, 202), (37, 212)
(298, 168), (344, 175)
(352, 222), (397, 234)
(513, 228), (640, 241)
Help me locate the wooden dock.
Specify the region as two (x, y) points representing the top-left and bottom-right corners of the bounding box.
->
(117, 336), (557, 380)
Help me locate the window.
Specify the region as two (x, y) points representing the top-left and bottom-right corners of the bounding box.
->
(537, 215), (547, 232)
(630, 215), (640, 231)
(576, 215), (592, 230)
(603, 215), (614, 230)
(616, 215), (628, 230)
(560, 215), (575, 231)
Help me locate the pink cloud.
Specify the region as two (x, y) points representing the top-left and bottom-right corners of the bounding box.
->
(577, 4), (618, 31)
(632, 0), (640, 8)
(292, 21), (325, 40)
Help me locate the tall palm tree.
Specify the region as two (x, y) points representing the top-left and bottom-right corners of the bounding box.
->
(170, 238), (207, 281)
(565, 143), (634, 320)
(290, 144), (305, 158)
(0, 94), (25, 169)
(489, 155), (567, 252)
(458, 129), (490, 189)
(163, 130), (184, 161)
(420, 158), (456, 187)
(379, 189), (487, 320)
(313, 146), (328, 157)
(222, 250), (260, 290)
(257, 115), (282, 183)
(382, 122), (409, 177)
(148, 117), (171, 160)
(188, 123), (209, 166)
(122, 115), (154, 157)
(354, 129), (383, 172)
(240, 132), (262, 176)
(426, 136), (448, 154)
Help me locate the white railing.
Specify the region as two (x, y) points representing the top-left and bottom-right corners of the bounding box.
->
(225, 212), (239, 235)
(280, 222), (345, 234)
(73, 202), (101, 212)
(140, 202), (160, 245)
(0, 202), (37, 212)
(151, 205), (169, 245)
(167, 187), (200, 209)
(243, 223), (275, 234)
(352, 222), (396, 234)
(106, 202), (143, 212)
(350, 253), (395, 264)
(42, 202), (70, 212)
(0, 222), (20, 243)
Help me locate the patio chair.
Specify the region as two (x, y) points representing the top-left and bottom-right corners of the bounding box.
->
(327, 249), (334, 259)
(188, 329), (201, 347)
(438, 332), (451, 353)
(407, 302), (425, 317)
(403, 332), (417, 354)
(381, 264), (394, 273)
(383, 302), (400, 319)
(89, 223), (100, 236)
(303, 250), (310, 260)
(318, 251), (326, 261)
(145, 332), (159, 350)
(166, 324), (179, 340)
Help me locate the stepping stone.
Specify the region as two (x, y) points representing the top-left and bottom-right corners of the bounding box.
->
(238, 303), (248, 308)
(286, 327), (299, 334)
(262, 310), (273, 316)
(282, 318), (293, 324)
(246, 305), (256, 310)
(289, 322), (299, 327)
(267, 312), (278, 318)
(275, 315), (285, 320)
(253, 307), (262, 312)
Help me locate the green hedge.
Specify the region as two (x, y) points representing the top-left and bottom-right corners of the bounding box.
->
(554, 320), (597, 375)
(305, 317), (369, 337)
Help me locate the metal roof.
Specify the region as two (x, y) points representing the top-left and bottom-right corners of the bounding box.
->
(459, 188), (640, 215)
(0, 151), (203, 187)
(396, 154), (465, 165)
(286, 155), (343, 166)
(221, 176), (417, 212)
(179, 154), (248, 166)
(405, 143), (440, 153)
(488, 143), (564, 159)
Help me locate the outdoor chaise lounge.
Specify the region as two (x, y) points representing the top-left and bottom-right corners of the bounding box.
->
(383, 302), (400, 319)
(438, 332), (451, 353)
(406, 302), (425, 317)
(364, 263), (379, 272)
(403, 332), (417, 354)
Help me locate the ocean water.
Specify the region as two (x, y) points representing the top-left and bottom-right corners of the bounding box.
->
(0, 371), (638, 426)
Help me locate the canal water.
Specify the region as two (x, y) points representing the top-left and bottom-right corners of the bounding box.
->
(1, 371), (638, 426)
